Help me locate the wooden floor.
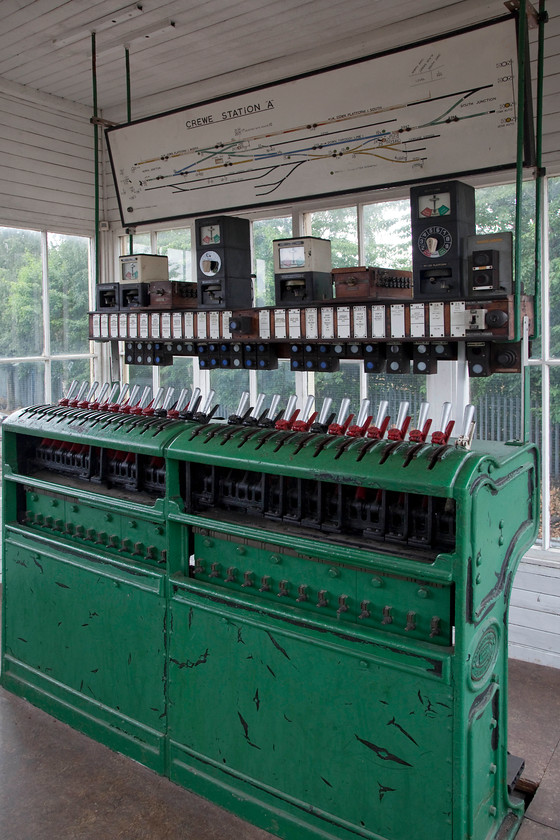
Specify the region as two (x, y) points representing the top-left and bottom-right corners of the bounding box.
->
(0, 657), (558, 839)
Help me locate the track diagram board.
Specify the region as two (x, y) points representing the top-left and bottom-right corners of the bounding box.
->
(107, 18), (522, 226)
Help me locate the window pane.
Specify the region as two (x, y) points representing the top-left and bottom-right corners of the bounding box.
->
(160, 357), (194, 395)
(209, 369), (250, 420)
(51, 358), (92, 404)
(470, 373), (523, 442)
(547, 367), (560, 545)
(126, 364), (153, 393)
(548, 176), (560, 358)
(366, 374), (426, 425)
(157, 229), (192, 281)
(315, 360), (361, 414)
(0, 361), (44, 413)
(311, 207), (358, 268)
(0, 227), (43, 357)
(48, 233), (91, 354)
(256, 360), (295, 406)
(363, 200), (412, 269)
(120, 234), (151, 255)
(253, 217), (292, 307)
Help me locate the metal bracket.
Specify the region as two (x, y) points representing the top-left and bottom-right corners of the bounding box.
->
(504, 0), (539, 28)
(90, 116), (118, 127)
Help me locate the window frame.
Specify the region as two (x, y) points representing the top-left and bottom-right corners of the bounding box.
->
(0, 226), (95, 407)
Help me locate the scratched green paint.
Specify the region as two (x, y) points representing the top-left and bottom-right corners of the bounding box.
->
(1, 406), (540, 840)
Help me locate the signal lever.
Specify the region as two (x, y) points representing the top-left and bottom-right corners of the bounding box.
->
(387, 401), (411, 441)
(88, 382), (109, 410)
(58, 379), (79, 406)
(167, 388), (191, 419)
(98, 382), (120, 411)
(309, 397), (335, 433)
(108, 383), (130, 412)
(193, 390), (218, 424)
(409, 401), (432, 443)
(292, 395), (317, 432)
(456, 404), (476, 449)
(119, 384), (141, 413)
(244, 393), (266, 426)
(131, 386), (153, 415)
(347, 399), (373, 437)
(275, 395), (300, 431)
(431, 402), (454, 445)
(366, 400), (390, 440)
(257, 394), (282, 428)
(167, 388), (189, 420)
(180, 387), (202, 420)
(228, 392), (252, 425)
(328, 398), (354, 436)
(68, 381), (90, 408)
(155, 388), (176, 417)
(78, 381), (99, 409)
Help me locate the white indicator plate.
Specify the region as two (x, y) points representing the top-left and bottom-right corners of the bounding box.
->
(197, 311), (207, 339)
(184, 312), (194, 339)
(372, 305), (386, 338)
(305, 308), (318, 340)
(259, 310), (271, 340)
(129, 313), (138, 339)
(172, 312), (183, 339)
(337, 306), (351, 339)
(288, 308), (301, 339)
(429, 301), (445, 337)
(410, 303), (426, 338)
(450, 301), (467, 337)
(109, 314), (119, 338)
(222, 311), (233, 340)
(209, 311), (220, 339)
(150, 312), (161, 339)
(390, 304), (405, 339)
(119, 313), (128, 338)
(139, 313), (149, 339)
(353, 305), (367, 338)
(92, 314), (101, 339)
(274, 309), (287, 339)
(161, 312), (171, 339)
(100, 314), (109, 338)
(321, 307), (334, 339)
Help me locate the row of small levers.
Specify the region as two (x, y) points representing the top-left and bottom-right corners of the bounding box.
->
(59, 380), (476, 448)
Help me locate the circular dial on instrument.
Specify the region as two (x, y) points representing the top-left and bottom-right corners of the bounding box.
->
(199, 249), (222, 276)
(200, 224), (221, 246)
(121, 259), (138, 282)
(417, 191), (451, 218)
(417, 225), (453, 258)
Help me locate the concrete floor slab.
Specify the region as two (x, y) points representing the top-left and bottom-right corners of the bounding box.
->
(508, 658), (560, 785)
(0, 689), (276, 840)
(0, 656), (559, 840)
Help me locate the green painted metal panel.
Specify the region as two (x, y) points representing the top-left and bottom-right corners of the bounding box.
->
(0, 401), (540, 840)
(188, 528), (453, 645)
(2, 531), (168, 772)
(169, 582), (452, 840)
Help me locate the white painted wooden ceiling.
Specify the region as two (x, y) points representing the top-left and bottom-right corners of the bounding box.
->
(0, 0), (558, 168)
(0, 1), (541, 112)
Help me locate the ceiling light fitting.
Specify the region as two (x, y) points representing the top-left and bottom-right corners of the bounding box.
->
(52, 3), (144, 48)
